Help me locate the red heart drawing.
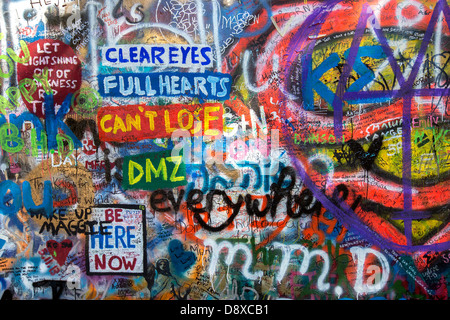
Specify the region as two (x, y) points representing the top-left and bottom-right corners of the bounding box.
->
(46, 240), (73, 266)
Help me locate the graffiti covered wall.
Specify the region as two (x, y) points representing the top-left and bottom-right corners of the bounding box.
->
(0, 0), (448, 301)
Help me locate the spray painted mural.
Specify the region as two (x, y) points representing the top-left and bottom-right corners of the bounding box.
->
(0, 0), (448, 301)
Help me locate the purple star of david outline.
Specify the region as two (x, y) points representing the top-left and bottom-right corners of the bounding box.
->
(281, 0), (450, 252)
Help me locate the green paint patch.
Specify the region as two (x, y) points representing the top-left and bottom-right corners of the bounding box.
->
(122, 149), (187, 191)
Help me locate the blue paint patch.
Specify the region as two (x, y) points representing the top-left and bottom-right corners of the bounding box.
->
(43, 93), (82, 151)
(98, 71), (232, 100)
(168, 239), (196, 274)
(302, 53), (341, 110)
